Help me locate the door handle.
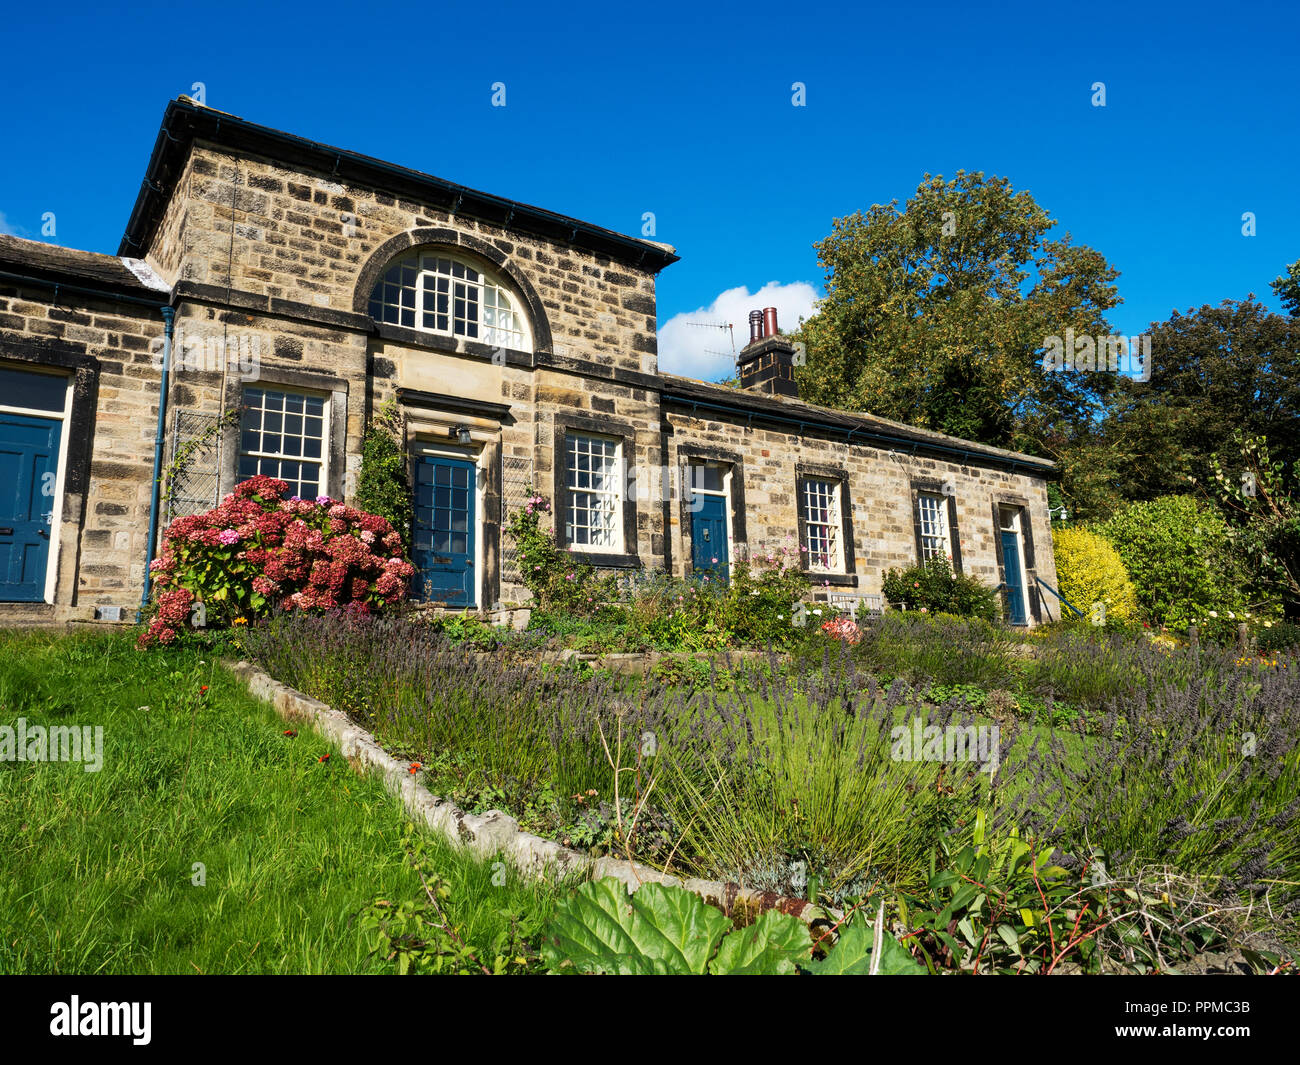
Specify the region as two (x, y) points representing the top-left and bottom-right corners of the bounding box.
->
(0, 527), (13, 536)
(37, 529), (49, 539)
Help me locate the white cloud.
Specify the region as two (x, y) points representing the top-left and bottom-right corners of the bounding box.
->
(657, 280), (820, 380)
(0, 212), (22, 236)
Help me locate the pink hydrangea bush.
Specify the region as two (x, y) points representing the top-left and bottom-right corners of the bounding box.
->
(138, 475), (415, 647)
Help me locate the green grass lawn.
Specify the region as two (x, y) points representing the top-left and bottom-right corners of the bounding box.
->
(0, 628), (562, 974)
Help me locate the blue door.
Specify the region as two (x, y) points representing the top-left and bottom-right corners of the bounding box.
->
(0, 412), (61, 602)
(691, 494), (729, 581)
(1000, 529), (1027, 625)
(413, 456), (476, 608)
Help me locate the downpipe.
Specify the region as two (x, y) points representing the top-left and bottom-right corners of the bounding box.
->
(138, 305), (175, 622)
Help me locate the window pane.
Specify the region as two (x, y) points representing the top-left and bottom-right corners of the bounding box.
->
(239, 386), (327, 501)
(693, 464), (724, 493)
(368, 253), (528, 350)
(566, 433), (621, 550)
(801, 477), (841, 571)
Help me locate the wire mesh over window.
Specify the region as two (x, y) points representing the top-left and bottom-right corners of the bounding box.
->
(501, 454), (535, 584)
(166, 409), (224, 523)
(566, 433), (621, 550)
(917, 492), (951, 562)
(802, 477), (841, 571)
(238, 387), (326, 500)
(367, 253), (530, 351)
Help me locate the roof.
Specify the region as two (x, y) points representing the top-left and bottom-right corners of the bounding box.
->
(660, 373), (1058, 476)
(118, 98), (681, 274)
(0, 233), (169, 302)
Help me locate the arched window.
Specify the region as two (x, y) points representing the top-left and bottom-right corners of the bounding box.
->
(367, 251), (531, 352)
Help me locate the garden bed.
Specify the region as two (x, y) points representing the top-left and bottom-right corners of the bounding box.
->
(233, 609), (1300, 973)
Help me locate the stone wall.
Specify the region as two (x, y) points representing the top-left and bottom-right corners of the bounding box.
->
(148, 143), (661, 379)
(664, 406), (1059, 616)
(0, 285), (165, 622)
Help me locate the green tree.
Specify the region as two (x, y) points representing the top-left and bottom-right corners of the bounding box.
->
(1273, 258), (1300, 317)
(793, 171), (1121, 460)
(354, 399), (413, 553)
(1205, 432), (1300, 618)
(1102, 299), (1300, 502)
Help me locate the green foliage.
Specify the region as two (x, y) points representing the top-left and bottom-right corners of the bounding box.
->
(881, 558), (1000, 621)
(890, 818), (1213, 974)
(793, 170), (1119, 455)
(804, 907), (923, 975)
(812, 610), (1017, 689)
(541, 878), (921, 975)
(429, 611), (505, 651)
(1098, 495), (1247, 629)
(724, 556), (812, 648)
(624, 572), (732, 652)
(1100, 299), (1300, 503)
(607, 553), (809, 653)
(1272, 258), (1300, 318)
(506, 494), (617, 617)
(542, 879), (735, 975)
(1206, 432), (1300, 617)
(354, 399), (413, 551)
(1051, 526), (1139, 623)
(359, 827), (541, 975)
(1256, 620), (1300, 654)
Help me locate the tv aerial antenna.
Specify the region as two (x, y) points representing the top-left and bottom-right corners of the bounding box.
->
(684, 319), (736, 357)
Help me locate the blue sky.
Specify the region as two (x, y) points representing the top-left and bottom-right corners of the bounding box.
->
(2, 0), (1296, 380)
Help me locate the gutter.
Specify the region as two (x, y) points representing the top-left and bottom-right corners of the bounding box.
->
(0, 268), (167, 309)
(138, 305), (175, 621)
(665, 391), (1056, 477)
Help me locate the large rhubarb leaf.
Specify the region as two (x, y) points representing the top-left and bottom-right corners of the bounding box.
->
(710, 910), (811, 975)
(542, 879), (731, 975)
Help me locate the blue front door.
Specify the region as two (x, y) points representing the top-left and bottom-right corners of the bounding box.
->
(0, 412), (61, 602)
(413, 456), (476, 608)
(1000, 529), (1027, 625)
(691, 494), (729, 580)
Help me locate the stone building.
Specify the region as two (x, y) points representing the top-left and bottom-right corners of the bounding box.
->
(0, 96), (1059, 628)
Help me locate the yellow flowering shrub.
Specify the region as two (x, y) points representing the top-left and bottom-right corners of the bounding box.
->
(1051, 526), (1139, 623)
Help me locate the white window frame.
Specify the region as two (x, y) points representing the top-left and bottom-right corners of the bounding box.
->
(802, 476), (843, 573)
(238, 386), (330, 500)
(0, 364), (73, 604)
(368, 252), (532, 352)
(917, 492), (952, 563)
(566, 432), (623, 553)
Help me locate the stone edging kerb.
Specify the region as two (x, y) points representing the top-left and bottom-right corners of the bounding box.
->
(228, 660), (826, 924)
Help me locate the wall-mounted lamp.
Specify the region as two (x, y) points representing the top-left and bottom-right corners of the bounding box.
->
(1048, 504), (1069, 522)
(449, 425), (472, 446)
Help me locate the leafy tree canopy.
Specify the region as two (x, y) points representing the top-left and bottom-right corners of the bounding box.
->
(1273, 258), (1300, 317)
(1101, 298), (1300, 504)
(792, 171), (1121, 454)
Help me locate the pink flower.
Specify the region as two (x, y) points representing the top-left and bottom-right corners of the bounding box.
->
(218, 529), (240, 546)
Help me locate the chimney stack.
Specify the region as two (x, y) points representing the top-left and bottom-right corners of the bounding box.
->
(736, 306), (799, 398)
